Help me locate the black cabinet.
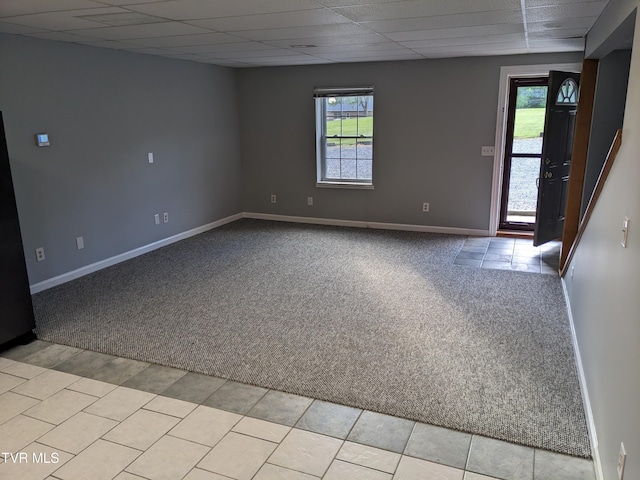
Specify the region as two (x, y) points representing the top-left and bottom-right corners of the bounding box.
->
(0, 111), (36, 350)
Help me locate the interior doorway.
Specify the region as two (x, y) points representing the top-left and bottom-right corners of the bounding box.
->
(499, 77), (548, 231)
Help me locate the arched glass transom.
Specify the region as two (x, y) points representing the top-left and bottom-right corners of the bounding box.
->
(556, 78), (578, 105)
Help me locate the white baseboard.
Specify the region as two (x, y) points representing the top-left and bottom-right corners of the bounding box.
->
(31, 212), (489, 294)
(561, 278), (604, 480)
(29, 213), (243, 294)
(243, 212), (490, 237)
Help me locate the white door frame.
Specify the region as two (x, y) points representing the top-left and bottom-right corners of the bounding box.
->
(489, 62), (583, 236)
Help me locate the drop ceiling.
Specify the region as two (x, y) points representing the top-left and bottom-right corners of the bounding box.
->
(0, 0), (609, 68)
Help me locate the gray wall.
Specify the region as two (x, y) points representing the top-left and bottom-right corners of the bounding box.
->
(0, 34), (242, 285)
(237, 52), (582, 230)
(582, 49), (632, 216)
(568, 3), (640, 480)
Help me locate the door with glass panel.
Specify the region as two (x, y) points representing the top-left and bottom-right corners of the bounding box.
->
(499, 77), (549, 231)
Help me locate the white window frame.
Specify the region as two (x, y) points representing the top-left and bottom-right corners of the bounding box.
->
(314, 86), (374, 189)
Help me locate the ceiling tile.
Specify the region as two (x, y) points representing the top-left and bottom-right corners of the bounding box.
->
(206, 49), (304, 59)
(525, 2), (607, 22)
(316, 0), (406, 6)
(527, 16), (597, 32)
(186, 8), (351, 31)
(305, 43), (406, 54)
(69, 21), (211, 39)
(74, 39), (145, 49)
(126, 32), (244, 47)
(97, 0), (174, 4)
(28, 31), (103, 42)
(168, 42), (275, 54)
(361, 9), (523, 34)
(527, 37), (585, 48)
(0, 0), (105, 17)
(264, 33), (389, 48)
(332, 0), (520, 22)
(127, 0), (321, 21)
(385, 23), (524, 42)
(1, 7), (129, 30)
(528, 28), (587, 39)
(525, 0), (603, 6)
(232, 22), (372, 41)
(401, 33), (526, 49)
(0, 21), (45, 34)
(412, 41), (528, 55)
(321, 53), (423, 62)
(319, 48), (416, 58)
(239, 54), (328, 64)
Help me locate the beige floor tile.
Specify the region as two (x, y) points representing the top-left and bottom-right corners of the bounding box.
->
(0, 357), (17, 370)
(1, 362), (47, 380)
(337, 441), (401, 474)
(53, 439), (140, 480)
(324, 459), (392, 480)
(104, 409), (180, 450)
(38, 412), (118, 454)
(232, 417), (291, 443)
(254, 464), (320, 480)
(169, 405), (242, 447)
(0, 372), (26, 394)
(463, 473), (501, 480)
(143, 395), (198, 418)
(83, 386), (156, 421)
(126, 435), (210, 480)
(268, 429), (343, 477)
(67, 377), (118, 397)
(0, 442), (73, 480)
(0, 391), (40, 425)
(23, 389), (98, 425)
(394, 456), (464, 480)
(11, 370), (80, 400)
(183, 468), (231, 480)
(0, 415), (54, 453)
(198, 432), (277, 480)
(113, 473), (149, 480)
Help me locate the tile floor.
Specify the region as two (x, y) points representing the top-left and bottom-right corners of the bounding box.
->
(0, 341), (595, 480)
(454, 237), (561, 275)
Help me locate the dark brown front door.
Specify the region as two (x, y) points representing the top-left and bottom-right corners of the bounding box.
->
(534, 71), (581, 246)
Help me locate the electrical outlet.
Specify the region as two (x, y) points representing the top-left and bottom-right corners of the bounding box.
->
(163, 212), (169, 223)
(481, 146), (495, 156)
(76, 236), (84, 250)
(154, 214), (160, 225)
(271, 194), (277, 203)
(307, 197), (313, 206)
(423, 202), (430, 212)
(35, 247), (45, 262)
(618, 443), (626, 479)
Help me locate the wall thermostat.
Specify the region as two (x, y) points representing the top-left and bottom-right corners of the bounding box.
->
(35, 133), (50, 147)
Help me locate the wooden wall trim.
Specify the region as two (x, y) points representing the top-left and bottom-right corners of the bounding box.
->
(560, 129), (623, 277)
(560, 58), (599, 271)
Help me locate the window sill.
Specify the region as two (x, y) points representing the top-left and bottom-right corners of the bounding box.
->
(316, 182), (374, 190)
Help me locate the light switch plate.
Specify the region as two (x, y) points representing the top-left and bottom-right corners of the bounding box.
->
(622, 217), (629, 248)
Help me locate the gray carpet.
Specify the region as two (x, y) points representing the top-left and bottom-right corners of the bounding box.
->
(32, 219), (590, 458)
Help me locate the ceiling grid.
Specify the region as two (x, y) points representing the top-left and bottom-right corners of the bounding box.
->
(0, 0), (608, 67)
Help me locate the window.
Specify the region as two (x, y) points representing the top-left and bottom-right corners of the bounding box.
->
(314, 87), (374, 188)
(556, 78), (578, 105)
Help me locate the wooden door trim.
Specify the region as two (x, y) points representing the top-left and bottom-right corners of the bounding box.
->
(559, 58), (599, 270)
